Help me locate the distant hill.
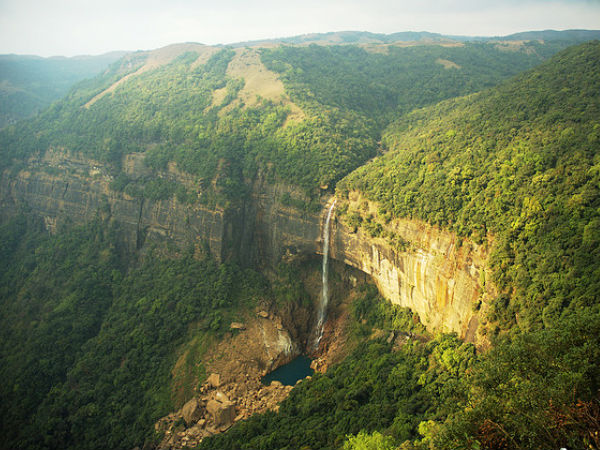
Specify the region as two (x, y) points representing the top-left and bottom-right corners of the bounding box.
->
(501, 29), (600, 42)
(231, 30), (449, 46)
(0, 40), (566, 196)
(231, 29), (600, 47)
(0, 51), (127, 127)
(2, 29), (597, 129)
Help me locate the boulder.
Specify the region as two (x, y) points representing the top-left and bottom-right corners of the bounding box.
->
(206, 373), (221, 388)
(181, 398), (203, 426)
(230, 322), (246, 330)
(257, 310), (269, 318)
(206, 399), (236, 428)
(215, 391), (230, 403)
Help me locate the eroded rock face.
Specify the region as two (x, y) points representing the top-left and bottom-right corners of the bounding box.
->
(206, 373), (221, 388)
(181, 398), (202, 426)
(207, 398), (235, 429)
(155, 313), (299, 448)
(244, 179), (491, 343)
(240, 174), (322, 269)
(0, 149), (225, 258)
(330, 216), (488, 342)
(0, 149), (492, 342)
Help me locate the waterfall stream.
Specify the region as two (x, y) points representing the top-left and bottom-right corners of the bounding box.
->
(314, 200), (336, 349)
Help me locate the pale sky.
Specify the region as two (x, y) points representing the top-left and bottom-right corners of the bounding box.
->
(1, 0), (599, 57)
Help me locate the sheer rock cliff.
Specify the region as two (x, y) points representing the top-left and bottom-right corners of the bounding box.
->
(0, 149), (491, 343)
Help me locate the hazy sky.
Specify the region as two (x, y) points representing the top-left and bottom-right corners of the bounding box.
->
(1, 0), (599, 57)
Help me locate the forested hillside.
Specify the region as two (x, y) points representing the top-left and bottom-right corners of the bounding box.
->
(329, 41), (600, 448)
(0, 37), (599, 450)
(1, 41), (565, 196)
(339, 41), (600, 334)
(0, 215), (267, 449)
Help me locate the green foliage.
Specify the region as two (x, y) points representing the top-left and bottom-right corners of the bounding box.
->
(261, 43), (554, 125)
(351, 284), (427, 337)
(272, 262), (313, 307)
(1, 41), (570, 200)
(0, 215), (123, 449)
(435, 308), (600, 450)
(1, 40), (599, 450)
(340, 41), (600, 331)
(0, 215), (266, 450)
(343, 431), (396, 450)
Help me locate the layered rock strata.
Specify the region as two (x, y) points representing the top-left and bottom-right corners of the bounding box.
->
(330, 216), (487, 342)
(0, 149), (491, 341)
(0, 150), (226, 257)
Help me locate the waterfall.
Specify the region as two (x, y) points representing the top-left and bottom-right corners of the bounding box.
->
(314, 200), (336, 349)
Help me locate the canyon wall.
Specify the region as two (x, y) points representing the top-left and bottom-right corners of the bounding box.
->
(330, 217), (486, 342)
(0, 150), (226, 258)
(0, 150), (490, 342)
(245, 184), (489, 342)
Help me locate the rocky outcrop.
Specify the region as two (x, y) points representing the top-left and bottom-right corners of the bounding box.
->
(156, 376), (295, 449)
(239, 174), (322, 269)
(243, 178), (490, 342)
(181, 398), (203, 426)
(155, 313), (301, 448)
(206, 396), (235, 428)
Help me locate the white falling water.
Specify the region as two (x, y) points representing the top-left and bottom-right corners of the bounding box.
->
(315, 200), (336, 349)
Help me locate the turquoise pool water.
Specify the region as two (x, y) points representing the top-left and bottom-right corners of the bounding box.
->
(261, 355), (314, 386)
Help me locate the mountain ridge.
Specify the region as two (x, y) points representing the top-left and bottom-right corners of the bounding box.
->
(229, 28), (600, 47)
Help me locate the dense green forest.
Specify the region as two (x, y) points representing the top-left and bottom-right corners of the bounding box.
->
(0, 41), (571, 197)
(1, 215), (597, 450)
(1, 37), (599, 450)
(339, 41), (600, 333)
(260, 42), (563, 123)
(0, 215), (266, 450)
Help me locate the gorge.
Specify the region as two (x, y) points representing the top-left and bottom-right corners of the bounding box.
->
(0, 148), (489, 344)
(1, 37), (598, 450)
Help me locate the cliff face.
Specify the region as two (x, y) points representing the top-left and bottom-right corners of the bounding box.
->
(0, 149), (490, 342)
(0, 150), (226, 257)
(240, 175), (322, 269)
(243, 184), (490, 342)
(330, 217), (487, 342)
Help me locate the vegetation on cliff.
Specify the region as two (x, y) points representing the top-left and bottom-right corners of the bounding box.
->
(0, 215), (266, 449)
(0, 41), (569, 199)
(199, 284), (475, 449)
(333, 41), (600, 448)
(339, 41), (600, 333)
(199, 285), (600, 450)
